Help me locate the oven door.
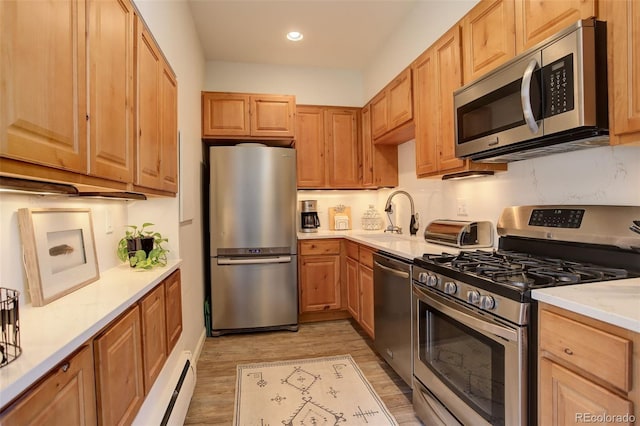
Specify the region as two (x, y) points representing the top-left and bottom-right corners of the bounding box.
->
(412, 283), (527, 426)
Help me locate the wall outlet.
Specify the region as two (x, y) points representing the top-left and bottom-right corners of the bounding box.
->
(105, 210), (113, 234)
(457, 198), (468, 217)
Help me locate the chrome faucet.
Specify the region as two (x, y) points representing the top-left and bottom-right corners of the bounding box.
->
(383, 190), (420, 235)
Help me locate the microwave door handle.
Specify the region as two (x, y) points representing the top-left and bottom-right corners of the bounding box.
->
(521, 58), (540, 134)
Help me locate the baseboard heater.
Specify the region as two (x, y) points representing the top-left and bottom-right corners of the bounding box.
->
(161, 356), (196, 425)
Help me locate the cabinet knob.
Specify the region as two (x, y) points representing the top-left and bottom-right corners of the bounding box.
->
(61, 362), (70, 372)
(564, 348), (573, 356)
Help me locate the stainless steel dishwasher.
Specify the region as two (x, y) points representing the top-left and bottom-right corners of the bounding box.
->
(373, 252), (413, 388)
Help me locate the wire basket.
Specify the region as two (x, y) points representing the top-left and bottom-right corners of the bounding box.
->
(1, 288), (21, 367)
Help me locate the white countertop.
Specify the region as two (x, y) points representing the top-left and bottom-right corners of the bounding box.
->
(298, 230), (466, 259)
(0, 260), (182, 409)
(300, 231), (639, 334)
(532, 279), (640, 333)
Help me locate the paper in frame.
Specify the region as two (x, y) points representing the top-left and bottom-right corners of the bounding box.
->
(17, 208), (100, 307)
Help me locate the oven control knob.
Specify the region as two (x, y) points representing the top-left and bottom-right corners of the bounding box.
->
(467, 290), (480, 305)
(426, 274), (438, 287)
(443, 281), (457, 295)
(480, 295), (496, 310)
(418, 272), (429, 284)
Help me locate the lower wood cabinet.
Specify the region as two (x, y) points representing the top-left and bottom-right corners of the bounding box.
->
(298, 239), (342, 314)
(0, 345), (97, 425)
(94, 305), (145, 426)
(344, 240), (375, 338)
(538, 303), (639, 425)
(0, 269), (183, 426)
(140, 284), (167, 395)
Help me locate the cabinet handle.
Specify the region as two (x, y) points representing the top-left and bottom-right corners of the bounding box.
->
(564, 348), (573, 356)
(61, 362), (70, 372)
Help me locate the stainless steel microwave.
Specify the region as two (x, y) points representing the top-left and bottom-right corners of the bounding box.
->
(454, 19), (608, 163)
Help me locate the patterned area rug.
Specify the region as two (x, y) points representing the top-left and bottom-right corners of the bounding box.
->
(233, 354), (399, 425)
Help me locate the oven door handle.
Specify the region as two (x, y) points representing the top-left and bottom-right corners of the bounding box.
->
(521, 58), (540, 135)
(414, 285), (519, 342)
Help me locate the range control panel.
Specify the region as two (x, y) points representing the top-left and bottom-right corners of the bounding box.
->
(528, 208), (585, 228)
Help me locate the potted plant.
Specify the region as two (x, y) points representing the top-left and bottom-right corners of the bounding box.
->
(117, 222), (169, 269)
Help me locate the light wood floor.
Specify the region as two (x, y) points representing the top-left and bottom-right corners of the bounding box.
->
(184, 319), (423, 425)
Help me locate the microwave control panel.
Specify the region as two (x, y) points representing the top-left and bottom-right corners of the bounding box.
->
(542, 54), (575, 118)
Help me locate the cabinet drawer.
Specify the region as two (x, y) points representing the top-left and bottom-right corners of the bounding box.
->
(359, 246), (375, 268)
(345, 240), (359, 260)
(300, 239), (341, 255)
(539, 309), (632, 391)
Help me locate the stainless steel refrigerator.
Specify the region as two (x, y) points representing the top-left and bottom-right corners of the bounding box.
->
(208, 145), (298, 335)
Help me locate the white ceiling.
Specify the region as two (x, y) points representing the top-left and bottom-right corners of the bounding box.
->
(187, 0), (419, 70)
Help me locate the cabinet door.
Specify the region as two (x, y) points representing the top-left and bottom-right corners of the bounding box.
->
(413, 49), (439, 176)
(88, 0), (134, 183)
(295, 106), (326, 188)
(359, 265), (375, 339)
(434, 26), (465, 173)
(462, 0), (516, 84)
(140, 284), (167, 395)
(325, 108), (360, 188)
(0, 346), (96, 425)
(160, 65), (178, 192)
(515, 0), (596, 53)
(94, 306), (144, 426)
(361, 106), (374, 187)
(250, 95), (295, 138)
(387, 68), (413, 129)
(299, 255), (341, 313)
(345, 256), (360, 319)
(370, 91), (389, 140)
(602, 0), (640, 145)
(0, 0), (87, 173)
(164, 269), (183, 355)
(136, 21), (162, 189)
(201, 93), (250, 137)
(539, 358), (633, 425)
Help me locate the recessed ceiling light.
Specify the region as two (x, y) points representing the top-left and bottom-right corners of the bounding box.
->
(286, 31), (303, 41)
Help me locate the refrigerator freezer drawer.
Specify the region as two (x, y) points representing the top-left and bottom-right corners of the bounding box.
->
(210, 257), (298, 333)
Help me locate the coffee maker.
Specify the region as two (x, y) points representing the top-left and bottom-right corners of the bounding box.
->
(300, 200), (320, 232)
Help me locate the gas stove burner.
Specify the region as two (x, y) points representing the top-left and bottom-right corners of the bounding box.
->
(418, 247), (634, 291)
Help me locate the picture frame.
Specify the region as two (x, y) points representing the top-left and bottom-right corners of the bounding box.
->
(17, 208), (100, 307)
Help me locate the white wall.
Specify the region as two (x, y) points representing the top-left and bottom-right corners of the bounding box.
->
(204, 61), (363, 106)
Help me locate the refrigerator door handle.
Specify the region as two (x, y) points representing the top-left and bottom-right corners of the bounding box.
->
(217, 256), (292, 265)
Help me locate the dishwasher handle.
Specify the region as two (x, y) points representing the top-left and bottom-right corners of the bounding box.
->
(218, 255), (291, 265)
(374, 261), (410, 279)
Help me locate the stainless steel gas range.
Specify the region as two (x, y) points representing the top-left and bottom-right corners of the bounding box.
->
(411, 205), (640, 426)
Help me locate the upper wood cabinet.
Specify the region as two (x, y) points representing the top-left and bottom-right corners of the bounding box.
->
(0, 345), (97, 425)
(201, 92), (296, 139)
(462, 0), (517, 84)
(370, 67), (415, 145)
(0, 0), (88, 174)
(601, 0), (640, 146)
(88, 0), (135, 183)
(325, 107), (361, 188)
(295, 105), (361, 189)
(361, 105), (398, 188)
(413, 25), (507, 178)
(135, 19), (178, 194)
(0, 0), (178, 196)
(515, 0), (596, 53)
